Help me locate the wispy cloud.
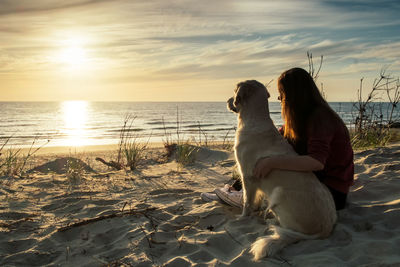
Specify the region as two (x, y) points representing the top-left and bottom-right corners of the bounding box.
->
(0, 0), (399, 100)
(0, 0), (112, 15)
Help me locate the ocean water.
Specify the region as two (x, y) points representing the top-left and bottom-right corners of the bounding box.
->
(0, 101), (396, 148)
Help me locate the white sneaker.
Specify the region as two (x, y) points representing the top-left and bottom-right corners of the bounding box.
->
(200, 192), (221, 202)
(214, 187), (243, 208)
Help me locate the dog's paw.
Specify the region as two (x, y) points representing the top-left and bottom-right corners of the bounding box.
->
(241, 207), (252, 217)
(239, 213), (249, 219)
(263, 209), (275, 220)
(265, 218), (279, 226)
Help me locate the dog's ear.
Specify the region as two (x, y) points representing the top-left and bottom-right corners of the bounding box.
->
(227, 97), (238, 113)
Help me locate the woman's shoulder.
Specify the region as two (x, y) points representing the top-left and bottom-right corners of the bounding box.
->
(308, 105), (344, 134)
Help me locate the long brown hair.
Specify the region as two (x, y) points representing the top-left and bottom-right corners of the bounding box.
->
(278, 67), (345, 154)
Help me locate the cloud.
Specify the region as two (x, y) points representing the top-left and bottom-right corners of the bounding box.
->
(351, 42), (400, 61)
(322, 0), (400, 12)
(0, 0), (399, 100)
(0, 0), (112, 15)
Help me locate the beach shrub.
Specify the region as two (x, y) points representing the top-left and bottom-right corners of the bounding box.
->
(389, 129), (400, 143)
(161, 116), (177, 158)
(176, 142), (197, 168)
(196, 121), (210, 147)
(0, 149), (21, 176)
(0, 137), (22, 176)
(351, 70), (400, 149)
(350, 128), (391, 150)
(0, 137), (49, 177)
(118, 115), (149, 170)
(66, 157), (85, 183)
(123, 139), (148, 171)
(222, 127), (235, 151)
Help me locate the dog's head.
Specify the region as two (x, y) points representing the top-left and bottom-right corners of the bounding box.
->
(227, 80), (270, 113)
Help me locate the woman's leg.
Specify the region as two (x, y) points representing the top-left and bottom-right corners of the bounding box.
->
(230, 179), (242, 191)
(327, 186), (347, 210)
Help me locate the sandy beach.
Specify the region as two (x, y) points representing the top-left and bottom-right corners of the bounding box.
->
(2, 0), (400, 265)
(1, 142), (400, 266)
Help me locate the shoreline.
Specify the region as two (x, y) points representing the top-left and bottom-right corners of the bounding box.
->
(20, 142), (165, 156)
(17, 141), (234, 156)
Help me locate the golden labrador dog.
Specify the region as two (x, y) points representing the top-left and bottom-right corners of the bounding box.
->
(227, 80), (337, 260)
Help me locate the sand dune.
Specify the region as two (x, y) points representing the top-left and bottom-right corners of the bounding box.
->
(1, 144), (400, 266)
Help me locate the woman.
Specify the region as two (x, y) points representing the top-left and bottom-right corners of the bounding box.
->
(254, 67), (354, 210)
(206, 67), (354, 210)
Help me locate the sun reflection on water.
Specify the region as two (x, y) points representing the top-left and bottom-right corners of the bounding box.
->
(61, 101), (90, 146)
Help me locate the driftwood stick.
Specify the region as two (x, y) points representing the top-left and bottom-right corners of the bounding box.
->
(57, 207), (157, 232)
(95, 157), (123, 170)
(0, 214), (38, 229)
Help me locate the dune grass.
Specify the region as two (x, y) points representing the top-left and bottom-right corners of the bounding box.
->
(176, 142), (198, 168)
(350, 128), (391, 150)
(161, 108), (201, 168)
(118, 115), (149, 171)
(124, 138), (148, 171)
(0, 148), (21, 177)
(0, 136), (49, 177)
(160, 106), (235, 169)
(66, 157), (86, 184)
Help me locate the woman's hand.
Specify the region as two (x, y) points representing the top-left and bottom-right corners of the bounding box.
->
(253, 157), (273, 179)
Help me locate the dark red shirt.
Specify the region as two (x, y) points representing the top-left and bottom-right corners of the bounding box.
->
(307, 122), (354, 193)
(279, 123), (354, 193)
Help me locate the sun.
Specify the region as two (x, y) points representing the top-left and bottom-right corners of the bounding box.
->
(56, 37), (89, 68)
(60, 46), (86, 65)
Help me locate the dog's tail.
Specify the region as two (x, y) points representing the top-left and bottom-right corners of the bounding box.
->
(250, 225), (318, 261)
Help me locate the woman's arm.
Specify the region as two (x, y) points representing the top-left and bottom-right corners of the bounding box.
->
(253, 155), (324, 179)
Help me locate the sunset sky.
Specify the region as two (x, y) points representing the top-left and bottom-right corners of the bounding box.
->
(0, 0), (399, 102)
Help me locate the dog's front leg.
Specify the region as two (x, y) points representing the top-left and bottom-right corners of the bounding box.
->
(241, 176), (257, 217)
